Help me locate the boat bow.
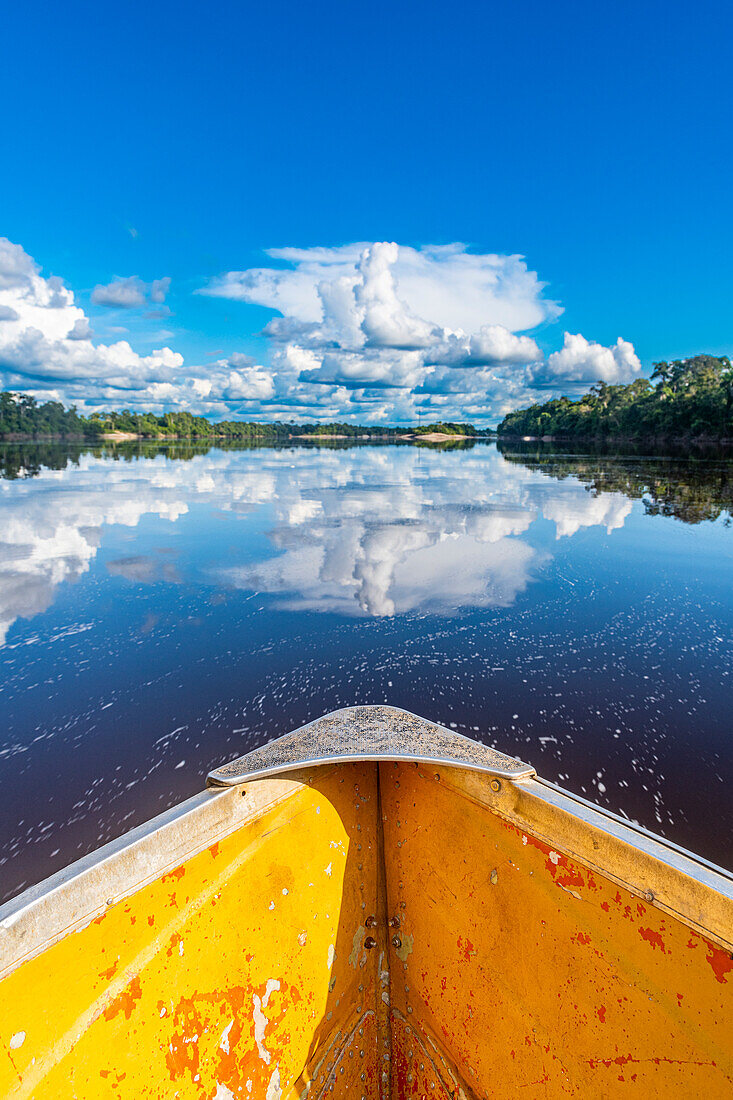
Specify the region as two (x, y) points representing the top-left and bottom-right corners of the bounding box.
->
(206, 704), (535, 786)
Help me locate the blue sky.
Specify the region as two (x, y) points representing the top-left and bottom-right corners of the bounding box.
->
(0, 0), (731, 423)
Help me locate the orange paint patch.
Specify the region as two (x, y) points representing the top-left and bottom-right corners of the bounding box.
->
(162, 866), (185, 883)
(705, 942), (733, 984)
(167, 932), (183, 957)
(456, 936), (477, 961)
(588, 1052), (715, 1071)
(556, 865), (586, 891)
(104, 975), (142, 1021)
(638, 927), (667, 953)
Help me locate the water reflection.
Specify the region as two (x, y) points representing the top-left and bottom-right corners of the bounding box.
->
(1, 440), (731, 897)
(0, 442), (658, 641)
(498, 440), (733, 526)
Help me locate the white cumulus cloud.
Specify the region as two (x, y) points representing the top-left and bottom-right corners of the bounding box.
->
(202, 240), (643, 422)
(0, 237), (275, 416)
(0, 235), (645, 424)
(545, 332), (641, 384)
(0, 443), (639, 643)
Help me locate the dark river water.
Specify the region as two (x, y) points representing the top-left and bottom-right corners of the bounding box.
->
(0, 439), (731, 902)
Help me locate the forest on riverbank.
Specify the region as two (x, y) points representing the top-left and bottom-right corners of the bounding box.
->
(0, 392), (481, 442)
(497, 355), (732, 441)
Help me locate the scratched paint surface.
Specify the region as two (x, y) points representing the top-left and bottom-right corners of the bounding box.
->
(382, 761), (733, 1097)
(0, 763), (382, 1099)
(390, 1013), (455, 1097)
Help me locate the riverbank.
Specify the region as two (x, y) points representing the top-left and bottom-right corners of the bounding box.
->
(2, 430), (485, 444)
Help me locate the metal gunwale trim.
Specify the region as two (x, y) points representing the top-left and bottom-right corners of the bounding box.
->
(207, 751), (533, 788)
(533, 775), (733, 885)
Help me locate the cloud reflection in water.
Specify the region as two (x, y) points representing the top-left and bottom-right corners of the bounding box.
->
(0, 444), (637, 643)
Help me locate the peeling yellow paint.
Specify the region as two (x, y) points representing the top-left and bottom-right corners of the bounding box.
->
(0, 764), (382, 1099)
(0, 755), (731, 1098)
(384, 761), (733, 1095)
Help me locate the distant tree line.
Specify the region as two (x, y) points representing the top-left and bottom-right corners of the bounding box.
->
(7, 352), (732, 445)
(0, 392), (489, 442)
(497, 355), (733, 441)
(411, 422), (478, 436)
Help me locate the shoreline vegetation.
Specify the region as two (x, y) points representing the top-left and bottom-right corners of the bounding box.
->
(0, 393), (483, 445)
(1, 355), (731, 446)
(497, 355), (732, 443)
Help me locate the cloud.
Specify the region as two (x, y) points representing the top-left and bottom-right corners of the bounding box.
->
(106, 554), (180, 583)
(67, 317), (93, 340)
(545, 332), (641, 384)
(247, 241), (553, 407)
(0, 237), (38, 291)
(91, 274), (172, 309)
(0, 235), (644, 424)
(149, 277), (171, 304)
(91, 276), (146, 308)
(426, 325), (542, 368)
(204, 242), (561, 333)
(0, 237), (277, 415)
(202, 240), (642, 422)
(542, 491), (632, 539)
(0, 442), (639, 644)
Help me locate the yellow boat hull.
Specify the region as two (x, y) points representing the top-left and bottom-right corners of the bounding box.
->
(0, 707), (731, 1097)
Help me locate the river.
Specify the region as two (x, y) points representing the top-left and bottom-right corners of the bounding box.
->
(0, 439), (731, 901)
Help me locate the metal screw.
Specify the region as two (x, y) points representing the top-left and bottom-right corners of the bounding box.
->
(643, 890), (654, 902)
(389, 915), (400, 928)
(490, 779), (501, 792)
(365, 915), (377, 928)
(392, 935), (402, 949)
(364, 936), (377, 950)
